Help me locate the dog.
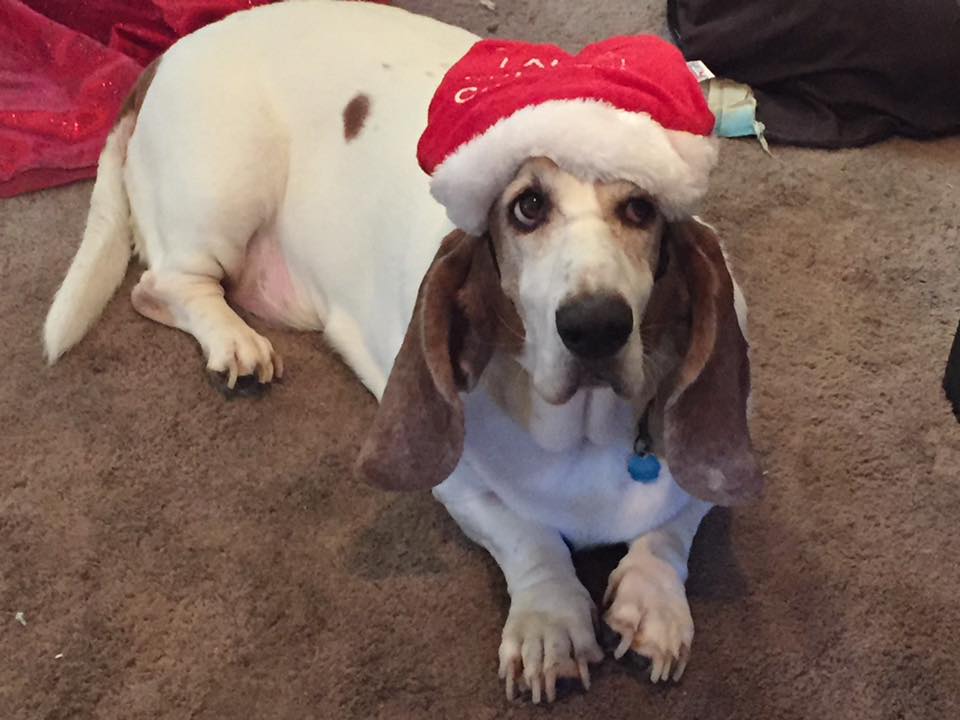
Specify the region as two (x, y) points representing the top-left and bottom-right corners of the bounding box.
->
(43, 1), (763, 703)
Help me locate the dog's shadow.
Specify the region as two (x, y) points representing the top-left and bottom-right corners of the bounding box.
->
(346, 492), (452, 581)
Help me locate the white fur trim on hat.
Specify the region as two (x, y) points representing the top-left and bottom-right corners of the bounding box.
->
(429, 99), (719, 235)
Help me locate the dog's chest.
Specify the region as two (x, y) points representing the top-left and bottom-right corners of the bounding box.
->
(459, 389), (691, 548)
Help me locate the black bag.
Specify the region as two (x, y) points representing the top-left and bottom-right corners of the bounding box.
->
(667, 0), (960, 148)
(946, 320), (960, 422)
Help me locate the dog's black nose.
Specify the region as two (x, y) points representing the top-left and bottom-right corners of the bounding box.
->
(555, 293), (633, 359)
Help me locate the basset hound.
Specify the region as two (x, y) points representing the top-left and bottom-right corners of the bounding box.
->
(44, 0), (763, 703)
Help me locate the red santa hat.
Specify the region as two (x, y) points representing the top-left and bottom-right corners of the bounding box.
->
(417, 36), (718, 235)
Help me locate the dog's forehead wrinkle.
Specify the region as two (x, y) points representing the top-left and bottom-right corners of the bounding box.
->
(555, 177), (601, 214)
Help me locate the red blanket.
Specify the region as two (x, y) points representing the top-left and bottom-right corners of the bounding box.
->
(0, 1), (387, 197)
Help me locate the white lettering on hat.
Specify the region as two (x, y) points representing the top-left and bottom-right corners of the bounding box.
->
(452, 55), (569, 106)
(454, 86), (478, 104)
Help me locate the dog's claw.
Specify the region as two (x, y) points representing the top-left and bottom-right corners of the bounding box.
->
(256, 360), (270, 384)
(614, 631), (633, 660)
(502, 658), (517, 701)
(578, 658), (591, 690)
(529, 673), (542, 704)
(651, 655), (665, 683)
(673, 646), (690, 681)
(544, 667), (557, 703)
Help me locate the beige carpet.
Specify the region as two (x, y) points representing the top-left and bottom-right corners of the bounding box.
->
(3, 1), (960, 718)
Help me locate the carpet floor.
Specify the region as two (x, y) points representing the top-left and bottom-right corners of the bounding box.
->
(3, 1), (959, 718)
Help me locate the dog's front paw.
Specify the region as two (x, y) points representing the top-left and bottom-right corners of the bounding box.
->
(603, 555), (693, 683)
(499, 579), (603, 704)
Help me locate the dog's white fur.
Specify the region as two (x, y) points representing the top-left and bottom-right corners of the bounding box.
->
(43, 1), (747, 702)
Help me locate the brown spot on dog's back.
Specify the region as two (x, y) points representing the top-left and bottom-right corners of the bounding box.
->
(343, 94), (371, 142)
(119, 57), (161, 121)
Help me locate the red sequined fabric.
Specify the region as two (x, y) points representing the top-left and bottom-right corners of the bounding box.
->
(0, 1), (388, 197)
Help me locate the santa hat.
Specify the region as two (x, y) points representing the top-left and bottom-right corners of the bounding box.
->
(417, 36), (718, 235)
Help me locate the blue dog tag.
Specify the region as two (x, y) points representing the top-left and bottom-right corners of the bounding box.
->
(628, 453), (661, 483)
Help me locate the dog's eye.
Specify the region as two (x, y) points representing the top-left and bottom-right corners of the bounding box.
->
(621, 197), (655, 227)
(510, 190), (548, 230)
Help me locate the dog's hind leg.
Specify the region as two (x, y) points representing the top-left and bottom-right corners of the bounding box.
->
(132, 268), (282, 389)
(123, 73), (289, 392)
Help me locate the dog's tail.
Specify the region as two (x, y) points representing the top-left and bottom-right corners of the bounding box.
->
(43, 113), (136, 364)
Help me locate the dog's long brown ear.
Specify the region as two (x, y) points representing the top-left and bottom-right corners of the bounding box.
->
(356, 230), (510, 491)
(663, 220), (763, 505)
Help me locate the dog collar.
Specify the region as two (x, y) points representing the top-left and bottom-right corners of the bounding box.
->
(629, 405), (661, 483)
